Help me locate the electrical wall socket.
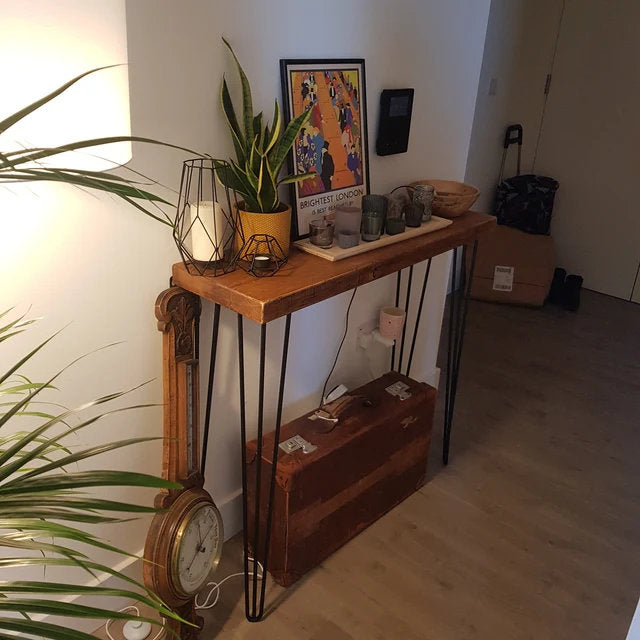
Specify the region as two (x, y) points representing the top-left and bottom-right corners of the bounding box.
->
(488, 77), (498, 96)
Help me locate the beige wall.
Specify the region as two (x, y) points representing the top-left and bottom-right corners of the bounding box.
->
(465, 0), (563, 212)
(534, 0), (640, 299)
(1, 0), (491, 628)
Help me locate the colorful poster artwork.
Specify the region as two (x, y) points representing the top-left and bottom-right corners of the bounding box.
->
(281, 60), (369, 239)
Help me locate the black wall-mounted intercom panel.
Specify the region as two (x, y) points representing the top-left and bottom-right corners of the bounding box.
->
(376, 88), (414, 156)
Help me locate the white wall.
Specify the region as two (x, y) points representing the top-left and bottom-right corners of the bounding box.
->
(465, 0), (563, 212)
(1, 0), (490, 628)
(533, 0), (640, 299)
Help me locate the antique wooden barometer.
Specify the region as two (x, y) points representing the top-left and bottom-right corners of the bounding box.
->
(143, 288), (223, 638)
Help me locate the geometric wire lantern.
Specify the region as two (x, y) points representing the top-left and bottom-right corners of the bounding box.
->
(232, 234), (288, 278)
(173, 158), (241, 276)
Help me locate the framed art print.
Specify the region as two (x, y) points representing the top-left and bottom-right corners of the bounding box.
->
(280, 58), (370, 240)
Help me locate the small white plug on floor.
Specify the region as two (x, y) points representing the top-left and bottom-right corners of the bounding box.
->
(122, 620), (151, 640)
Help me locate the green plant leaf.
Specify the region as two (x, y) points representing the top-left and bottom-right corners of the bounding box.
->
(253, 112), (263, 146)
(17, 168), (172, 203)
(214, 160), (260, 211)
(0, 582), (177, 618)
(0, 328), (63, 386)
(0, 470), (181, 495)
(0, 601), (168, 628)
(222, 37), (254, 154)
(1, 529), (140, 560)
(264, 99), (282, 154)
(0, 508), (128, 524)
(0, 67), (118, 135)
(0, 311), (38, 336)
(0, 616), (106, 640)
(249, 135), (261, 178)
(1, 135), (203, 171)
(259, 156), (278, 212)
(0, 433), (73, 456)
(278, 171), (316, 186)
(0, 392), (153, 478)
(269, 108), (312, 177)
(230, 160), (260, 211)
(220, 76), (246, 165)
(15, 436), (163, 482)
(0, 537), (89, 559)
(0, 495), (159, 514)
(0, 170), (174, 226)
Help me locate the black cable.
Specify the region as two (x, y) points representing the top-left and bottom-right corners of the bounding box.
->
(319, 286), (358, 408)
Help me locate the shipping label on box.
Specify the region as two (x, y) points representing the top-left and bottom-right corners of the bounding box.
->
(493, 265), (514, 291)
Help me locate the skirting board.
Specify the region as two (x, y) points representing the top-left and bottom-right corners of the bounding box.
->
(294, 215), (453, 261)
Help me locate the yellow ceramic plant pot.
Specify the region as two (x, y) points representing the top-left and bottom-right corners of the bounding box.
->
(235, 203), (292, 256)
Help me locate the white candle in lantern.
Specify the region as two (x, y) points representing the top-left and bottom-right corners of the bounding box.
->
(189, 201), (227, 262)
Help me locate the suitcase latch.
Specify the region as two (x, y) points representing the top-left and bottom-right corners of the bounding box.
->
(279, 435), (317, 455)
(385, 381), (411, 401)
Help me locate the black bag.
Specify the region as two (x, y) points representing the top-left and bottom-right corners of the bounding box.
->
(494, 124), (559, 235)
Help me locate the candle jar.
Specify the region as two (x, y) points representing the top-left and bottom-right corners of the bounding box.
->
(386, 216), (406, 235)
(361, 194), (387, 242)
(189, 201), (227, 262)
(309, 219), (335, 248)
(362, 194), (388, 219)
(404, 202), (423, 227)
(252, 254), (274, 271)
(361, 211), (385, 241)
(174, 158), (240, 276)
(334, 205), (362, 248)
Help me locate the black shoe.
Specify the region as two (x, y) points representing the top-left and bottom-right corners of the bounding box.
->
(564, 274), (583, 312)
(547, 267), (567, 305)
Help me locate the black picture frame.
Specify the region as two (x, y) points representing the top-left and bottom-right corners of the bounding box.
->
(280, 58), (370, 241)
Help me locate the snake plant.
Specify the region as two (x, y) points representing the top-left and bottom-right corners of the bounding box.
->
(217, 37), (313, 212)
(0, 67), (199, 226)
(0, 308), (186, 639)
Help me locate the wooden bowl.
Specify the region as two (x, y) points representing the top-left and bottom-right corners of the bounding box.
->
(410, 179), (480, 218)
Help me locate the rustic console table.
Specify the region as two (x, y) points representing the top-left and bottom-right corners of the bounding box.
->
(157, 211), (495, 623)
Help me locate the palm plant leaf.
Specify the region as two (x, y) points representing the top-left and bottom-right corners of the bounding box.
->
(1, 136), (202, 171)
(0, 329), (64, 385)
(14, 436), (162, 481)
(0, 66), (117, 135)
(0, 582), (176, 617)
(0, 617), (107, 640)
(0, 311), (187, 637)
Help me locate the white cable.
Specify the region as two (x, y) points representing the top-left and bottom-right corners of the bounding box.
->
(195, 557), (264, 610)
(105, 606), (164, 640)
(104, 558), (264, 638)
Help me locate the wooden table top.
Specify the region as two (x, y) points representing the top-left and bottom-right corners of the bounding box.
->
(171, 211), (496, 324)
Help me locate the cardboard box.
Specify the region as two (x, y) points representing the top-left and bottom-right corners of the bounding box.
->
(467, 225), (556, 307)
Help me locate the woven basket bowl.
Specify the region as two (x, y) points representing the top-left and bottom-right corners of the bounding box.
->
(410, 179), (480, 218)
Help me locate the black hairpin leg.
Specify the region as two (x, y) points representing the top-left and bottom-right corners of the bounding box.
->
(443, 241), (478, 465)
(237, 314), (292, 622)
(397, 265), (414, 373)
(201, 303), (220, 475)
(405, 258), (432, 378)
(391, 270), (401, 370)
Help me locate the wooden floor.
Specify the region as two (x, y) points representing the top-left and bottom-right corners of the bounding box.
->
(202, 291), (640, 639)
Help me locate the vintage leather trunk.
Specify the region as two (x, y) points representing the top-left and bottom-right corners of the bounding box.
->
(246, 371), (436, 587)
